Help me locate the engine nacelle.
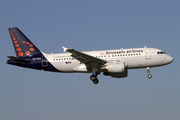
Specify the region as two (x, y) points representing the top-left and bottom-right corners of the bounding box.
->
(103, 61), (127, 78)
(106, 62), (125, 73)
(103, 69), (127, 78)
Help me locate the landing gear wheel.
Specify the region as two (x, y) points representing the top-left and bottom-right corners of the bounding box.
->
(147, 67), (152, 79)
(90, 74), (96, 81)
(93, 79), (99, 84)
(148, 74), (152, 79)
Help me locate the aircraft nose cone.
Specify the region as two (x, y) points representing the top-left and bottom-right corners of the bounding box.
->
(167, 55), (174, 64)
(170, 56), (174, 63)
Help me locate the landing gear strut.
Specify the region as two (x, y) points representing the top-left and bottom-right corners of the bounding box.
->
(90, 73), (99, 84)
(147, 67), (152, 79)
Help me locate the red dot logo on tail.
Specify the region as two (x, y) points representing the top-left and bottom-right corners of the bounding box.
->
(29, 44), (33, 47)
(15, 44), (19, 47)
(16, 47), (21, 51)
(30, 48), (34, 51)
(25, 51), (30, 55)
(18, 52), (24, 56)
(10, 31), (13, 35)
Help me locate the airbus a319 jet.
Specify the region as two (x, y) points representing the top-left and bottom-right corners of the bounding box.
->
(7, 27), (173, 84)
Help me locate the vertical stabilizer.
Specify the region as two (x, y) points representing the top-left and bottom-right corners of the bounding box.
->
(8, 27), (42, 57)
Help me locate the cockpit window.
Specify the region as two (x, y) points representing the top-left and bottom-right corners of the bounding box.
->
(157, 51), (166, 54)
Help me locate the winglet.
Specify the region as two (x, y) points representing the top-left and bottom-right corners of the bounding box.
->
(62, 46), (68, 52)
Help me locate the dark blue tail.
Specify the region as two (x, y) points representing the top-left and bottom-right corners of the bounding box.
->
(8, 27), (42, 57)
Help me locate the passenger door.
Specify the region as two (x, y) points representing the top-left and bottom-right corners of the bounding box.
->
(145, 49), (151, 59)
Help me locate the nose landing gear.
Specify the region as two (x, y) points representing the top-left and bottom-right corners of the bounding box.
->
(147, 67), (152, 79)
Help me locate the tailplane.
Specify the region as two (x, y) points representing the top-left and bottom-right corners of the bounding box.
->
(8, 27), (42, 57)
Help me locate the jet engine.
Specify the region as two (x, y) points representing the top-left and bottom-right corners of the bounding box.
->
(106, 62), (125, 73)
(103, 61), (128, 78)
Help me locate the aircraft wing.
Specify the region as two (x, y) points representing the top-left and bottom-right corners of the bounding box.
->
(62, 46), (106, 67)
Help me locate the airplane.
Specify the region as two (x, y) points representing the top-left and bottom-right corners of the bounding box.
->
(7, 27), (174, 84)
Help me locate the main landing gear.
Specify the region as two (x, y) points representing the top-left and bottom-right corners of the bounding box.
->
(147, 67), (152, 79)
(90, 73), (100, 84)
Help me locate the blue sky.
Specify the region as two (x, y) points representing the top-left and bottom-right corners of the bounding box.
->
(0, 0), (179, 120)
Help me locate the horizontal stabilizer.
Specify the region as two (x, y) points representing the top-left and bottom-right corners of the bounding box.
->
(7, 56), (29, 62)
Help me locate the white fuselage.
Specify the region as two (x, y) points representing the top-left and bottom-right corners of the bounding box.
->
(42, 47), (173, 73)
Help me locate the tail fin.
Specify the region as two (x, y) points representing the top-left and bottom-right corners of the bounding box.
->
(8, 27), (42, 57)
